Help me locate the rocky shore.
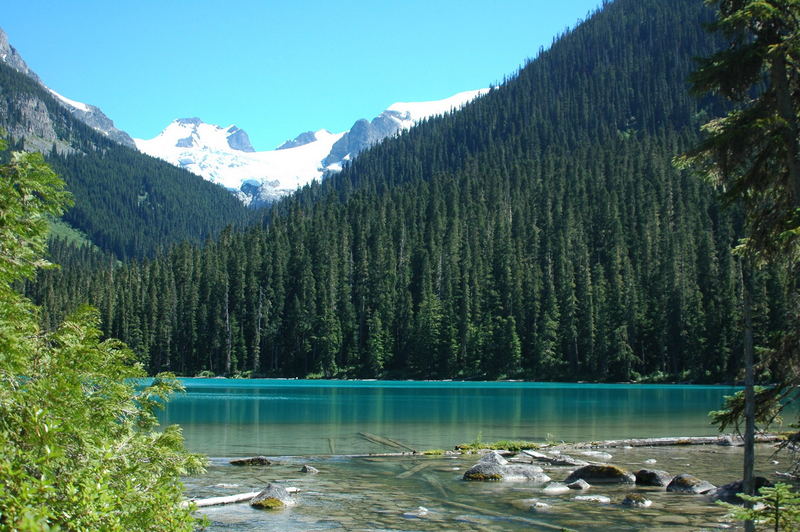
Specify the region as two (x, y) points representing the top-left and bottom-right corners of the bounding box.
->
(185, 434), (788, 530)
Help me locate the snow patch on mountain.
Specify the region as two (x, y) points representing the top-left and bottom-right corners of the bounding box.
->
(136, 124), (343, 203)
(135, 88), (488, 206)
(47, 88), (90, 113)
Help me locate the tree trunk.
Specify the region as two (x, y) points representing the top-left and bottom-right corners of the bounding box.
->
(742, 263), (756, 532)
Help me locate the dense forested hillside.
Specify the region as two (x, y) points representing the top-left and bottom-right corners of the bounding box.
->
(31, 0), (791, 381)
(0, 62), (251, 258)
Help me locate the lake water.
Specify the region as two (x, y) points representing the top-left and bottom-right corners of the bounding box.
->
(158, 380), (740, 456)
(162, 380), (786, 531)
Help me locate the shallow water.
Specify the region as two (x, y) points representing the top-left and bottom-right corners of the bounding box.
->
(184, 444), (784, 531)
(162, 380), (785, 530)
(159, 380), (741, 456)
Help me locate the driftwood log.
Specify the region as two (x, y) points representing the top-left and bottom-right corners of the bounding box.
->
(563, 434), (782, 449)
(184, 487), (300, 508)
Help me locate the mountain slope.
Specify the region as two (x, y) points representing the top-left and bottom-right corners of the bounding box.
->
(0, 59), (251, 259)
(0, 27), (135, 148)
(35, 0), (790, 381)
(134, 89), (487, 205)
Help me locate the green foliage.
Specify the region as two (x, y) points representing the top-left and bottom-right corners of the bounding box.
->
(722, 483), (800, 531)
(710, 386), (784, 432)
(455, 438), (541, 452)
(0, 143), (204, 530)
(679, 0), (800, 261)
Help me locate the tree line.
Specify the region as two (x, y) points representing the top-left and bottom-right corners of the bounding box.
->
(28, 0), (793, 382)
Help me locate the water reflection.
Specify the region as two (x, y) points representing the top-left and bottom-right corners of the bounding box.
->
(157, 380), (740, 456)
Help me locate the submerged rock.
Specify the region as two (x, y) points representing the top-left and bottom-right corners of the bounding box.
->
(581, 450), (613, 461)
(635, 469), (673, 487)
(564, 464), (635, 485)
(574, 494), (611, 504)
(567, 479), (591, 490)
(463, 462), (549, 483)
(511, 498), (552, 512)
(250, 483), (295, 510)
(230, 456), (271, 466)
(300, 464), (319, 474)
(402, 506), (429, 519)
(709, 477), (774, 504)
(621, 493), (652, 508)
(666, 473), (716, 494)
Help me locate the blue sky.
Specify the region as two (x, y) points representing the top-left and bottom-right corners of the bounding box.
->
(4, 1), (601, 150)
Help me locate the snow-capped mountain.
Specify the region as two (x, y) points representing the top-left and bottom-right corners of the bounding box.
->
(0, 27), (135, 149)
(136, 120), (344, 204)
(135, 89), (488, 206)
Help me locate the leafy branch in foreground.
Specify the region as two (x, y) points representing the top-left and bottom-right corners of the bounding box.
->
(721, 483), (800, 531)
(0, 137), (205, 531)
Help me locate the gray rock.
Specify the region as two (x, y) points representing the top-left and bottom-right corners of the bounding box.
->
(564, 464), (635, 485)
(250, 483), (295, 510)
(666, 473), (716, 494)
(300, 464), (319, 474)
(635, 469), (673, 487)
(621, 493), (652, 508)
(709, 477), (773, 504)
(230, 455), (272, 466)
(567, 479), (591, 490)
(226, 126), (255, 152)
(463, 462), (549, 483)
(277, 130), (321, 150)
(479, 451), (508, 466)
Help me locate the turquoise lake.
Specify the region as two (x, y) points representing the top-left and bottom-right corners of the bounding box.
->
(158, 380), (740, 456)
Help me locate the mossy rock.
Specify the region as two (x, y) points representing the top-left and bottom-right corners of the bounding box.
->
(250, 483), (295, 510)
(564, 464), (635, 484)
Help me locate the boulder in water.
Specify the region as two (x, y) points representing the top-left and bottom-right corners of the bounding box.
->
(635, 469), (673, 487)
(463, 462), (549, 483)
(709, 477), (773, 504)
(230, 456), (271, 466)
(567, 479), (591, 490)
(250, 483), (295, 510)
(666, 473), (716, 494)
(564, 464), (635, 485)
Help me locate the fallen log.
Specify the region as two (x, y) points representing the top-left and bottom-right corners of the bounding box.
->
(182, 491), (259, 508)
(564, 433), (782, 449)
(359, 431), (416, 452)
(396, 462), (430, 479)
(183, 487), (300, 509)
